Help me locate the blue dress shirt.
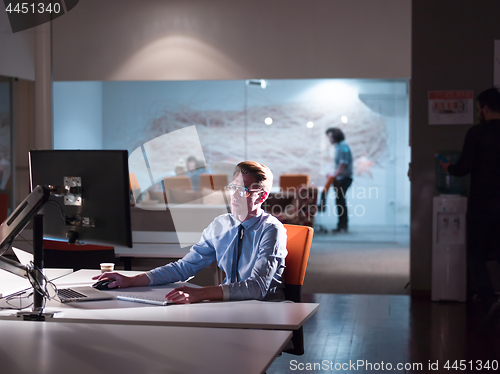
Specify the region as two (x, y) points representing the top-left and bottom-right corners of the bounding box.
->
(334, 140), (353, 180)
(146, 209), (287, 301)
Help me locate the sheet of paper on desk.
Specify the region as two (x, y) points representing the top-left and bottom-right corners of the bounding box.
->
(12, 247), (33, 265)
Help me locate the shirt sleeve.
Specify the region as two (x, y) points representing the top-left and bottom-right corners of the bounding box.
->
(336, 144), (350, 165)
(226, 224), (287, 301)
(146, 227), (217, 286)
(448, 126), (479, 177)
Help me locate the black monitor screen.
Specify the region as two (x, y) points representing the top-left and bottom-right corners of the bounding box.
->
(29, 150), (132, 247)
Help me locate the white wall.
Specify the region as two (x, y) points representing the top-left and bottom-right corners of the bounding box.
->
(51, 0), (411, 81)
(0, 7), (34, 80)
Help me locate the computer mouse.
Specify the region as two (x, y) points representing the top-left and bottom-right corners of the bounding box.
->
(92, 279), (114, 290)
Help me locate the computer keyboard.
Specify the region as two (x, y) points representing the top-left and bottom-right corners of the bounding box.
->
(58, 288), (88, 301)
(116, 295), (173, 306)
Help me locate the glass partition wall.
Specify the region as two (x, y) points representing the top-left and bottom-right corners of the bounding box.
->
(54, 78), (410, 243)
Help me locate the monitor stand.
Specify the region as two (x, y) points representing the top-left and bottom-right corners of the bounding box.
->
(17, 214), (55, 321)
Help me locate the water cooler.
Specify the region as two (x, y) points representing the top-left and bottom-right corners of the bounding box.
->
(432, 195), (467, 302)
(432, 152), (467, 302)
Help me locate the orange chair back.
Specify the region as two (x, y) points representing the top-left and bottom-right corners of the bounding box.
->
(323, 176), (335, 191)
(280, 174), (310, 191)
(200, 174), (229, 191)
(129, 173), (140, 191)
(283, 224), (313, 286)
(163, 176), (192, 191)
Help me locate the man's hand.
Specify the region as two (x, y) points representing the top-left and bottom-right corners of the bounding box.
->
(91, 272), (149, 289)
(165, 285), (223, 304)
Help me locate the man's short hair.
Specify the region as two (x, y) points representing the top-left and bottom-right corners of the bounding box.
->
(234, 161), (273, 193)
(477, 87), (500, 112)
(325, 127), (345, 143)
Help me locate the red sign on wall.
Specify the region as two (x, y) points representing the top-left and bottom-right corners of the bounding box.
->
(428, 91), (474, 125)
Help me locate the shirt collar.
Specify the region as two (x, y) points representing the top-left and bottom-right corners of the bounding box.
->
(231, 208), (263, 230)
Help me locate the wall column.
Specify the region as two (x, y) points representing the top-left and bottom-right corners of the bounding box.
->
(34, 21), (53, 150)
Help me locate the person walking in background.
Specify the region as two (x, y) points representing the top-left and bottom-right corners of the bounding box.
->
(186, 156), (208, 190)
(440, 88), (500, 320)
(326, 127), (353, 233)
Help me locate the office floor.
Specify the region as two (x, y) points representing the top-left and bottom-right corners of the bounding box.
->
(303, 235), (409, 295)
(312, 225), (410, 244)
(269, 228), (499, 373)
(268, 293), (500, 374)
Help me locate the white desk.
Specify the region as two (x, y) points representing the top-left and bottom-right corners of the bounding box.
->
(0, 319), (291, 374)
(0, 270), (320, 331)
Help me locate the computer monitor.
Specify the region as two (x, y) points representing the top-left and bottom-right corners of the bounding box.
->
(29, 150), (132, 248)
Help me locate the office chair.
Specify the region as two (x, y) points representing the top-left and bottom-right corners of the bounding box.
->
(199, 174), (228, 191)
(129, 173), (140, 192)
(43, 240), (115, 271)
(162, 176), (193, 204)
(163, 176), (192, 191)
(271, 184), (318, 228)
(129, 172), (140, 198)
(279, 174), (310, 192)
(283, 223), (314, 355)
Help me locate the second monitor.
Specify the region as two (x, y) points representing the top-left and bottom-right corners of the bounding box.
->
(29, 150), (132, 248)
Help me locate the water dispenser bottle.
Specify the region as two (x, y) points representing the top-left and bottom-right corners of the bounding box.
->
(435, 151), (466, 195)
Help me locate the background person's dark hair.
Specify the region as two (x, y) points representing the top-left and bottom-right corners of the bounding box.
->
(325, 127), (345, 143)
(477, 87), (500, 112)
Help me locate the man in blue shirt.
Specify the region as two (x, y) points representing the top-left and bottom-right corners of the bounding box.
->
(94, 161), (287, 304)
(326, 127), (353, 233)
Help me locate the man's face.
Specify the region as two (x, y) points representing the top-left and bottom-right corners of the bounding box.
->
(230, 173), (265, 220)
(477, 103), (488, 123)
(327, 132), (336, 144)
(187, 161), (196, 171)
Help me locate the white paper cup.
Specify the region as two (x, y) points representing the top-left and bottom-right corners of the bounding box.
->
(100, 263), (115, 273)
